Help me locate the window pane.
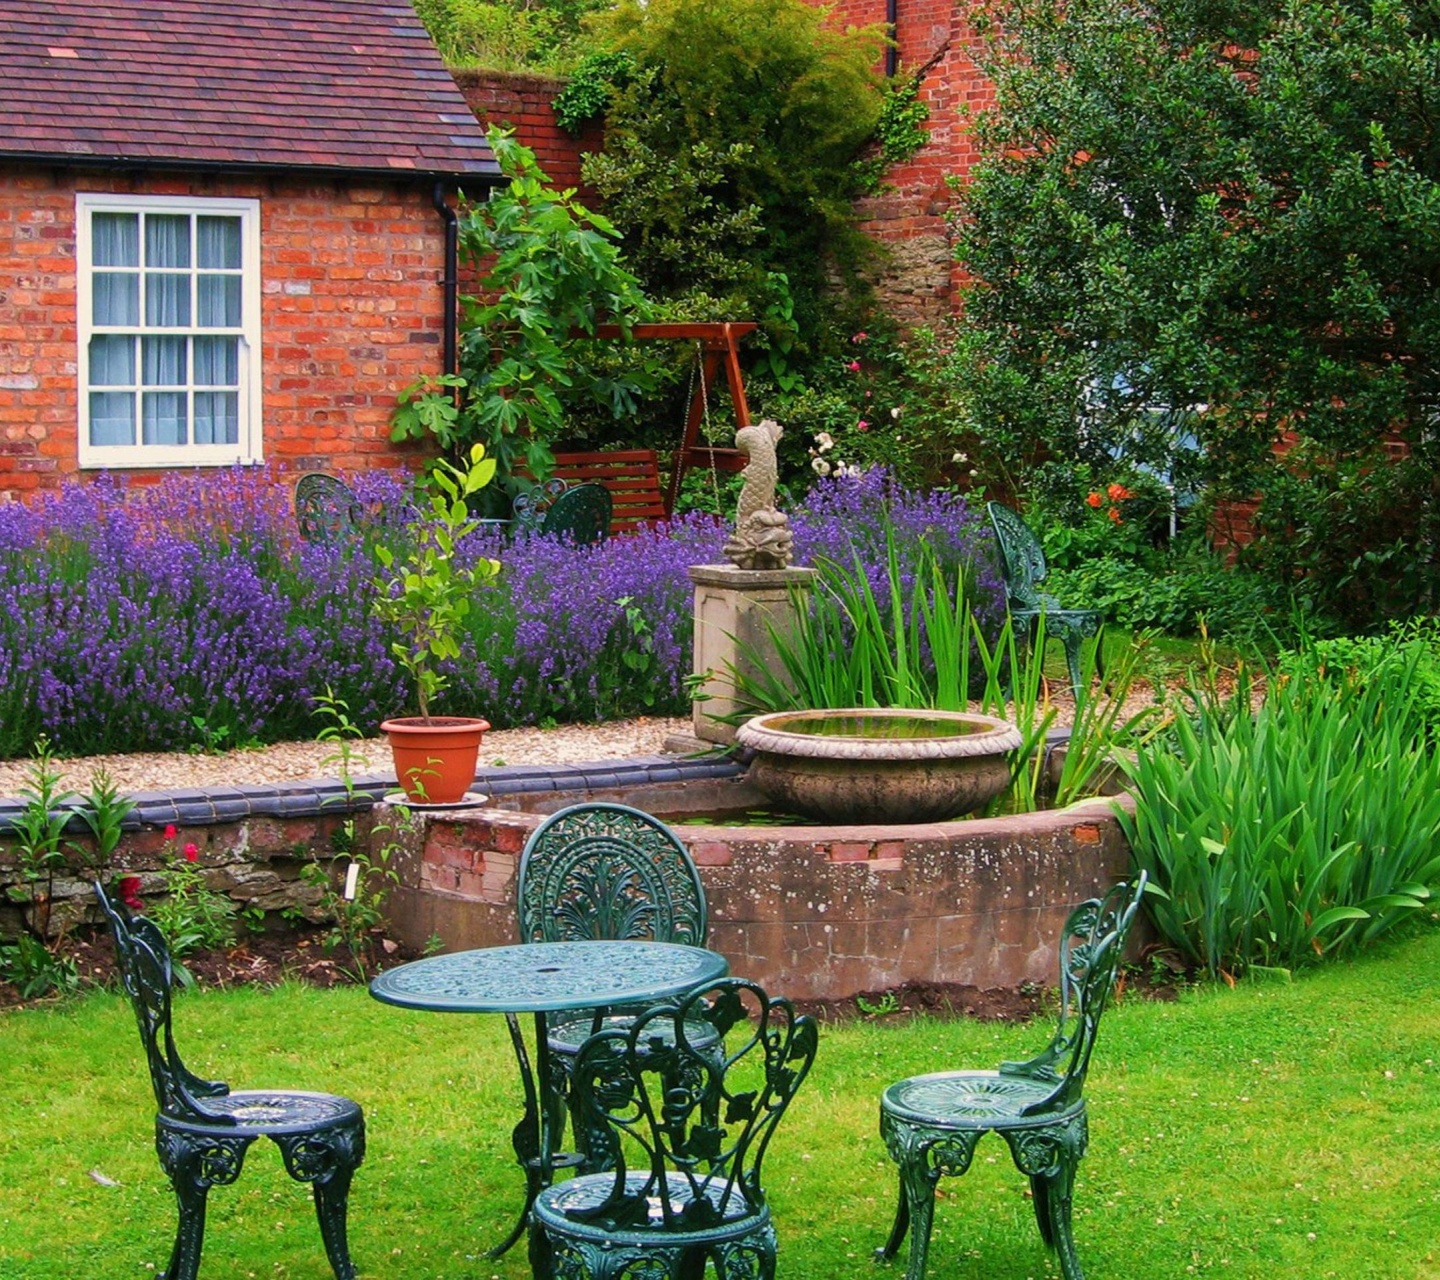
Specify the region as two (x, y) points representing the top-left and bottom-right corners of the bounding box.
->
(93, 273), (138, 326)
(145, 214), (190, 268)
(89, 392), (135, 446)
(142, 336), (187, 386)
(93, 213), (139, 267)
(197, 274), (241, 327)
(196, 217), (241, 270)
(89, 335), (135, 387)
(145, 274), (190, 327)
(141, 391), (187, 445)
(193, 336), (239, 386)
(194, 392), (239, 445)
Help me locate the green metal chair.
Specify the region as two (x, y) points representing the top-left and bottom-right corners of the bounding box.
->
(518, 803), (711, 1161)
(512, 476), (570, 531)
(540, 481), (612, 546)
(529, 978), (819, 1280)
(294, 473), (362, 545)
(875, 874), (1147, 1280)
(987, 501), (1105, 692)
(94, 880), (365, 1280)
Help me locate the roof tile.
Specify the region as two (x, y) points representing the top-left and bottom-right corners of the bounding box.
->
(0, 0), (498, 178)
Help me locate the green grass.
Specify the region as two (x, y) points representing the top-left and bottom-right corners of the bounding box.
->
(4, 927), (1440, 1278)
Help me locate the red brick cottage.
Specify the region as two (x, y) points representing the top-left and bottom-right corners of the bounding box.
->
(0, 0), (499, 498)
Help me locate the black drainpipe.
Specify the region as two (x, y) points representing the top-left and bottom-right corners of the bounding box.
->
(432, 180), (458, 378)
(886, 0), (898, 77)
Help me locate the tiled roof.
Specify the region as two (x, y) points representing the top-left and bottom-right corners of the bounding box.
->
(0, 1), (498, 179)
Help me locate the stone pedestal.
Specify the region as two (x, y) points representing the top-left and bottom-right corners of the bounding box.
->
(689, 563), (816, 745)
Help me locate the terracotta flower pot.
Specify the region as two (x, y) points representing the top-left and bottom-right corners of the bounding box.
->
(381, 716), (490, 805)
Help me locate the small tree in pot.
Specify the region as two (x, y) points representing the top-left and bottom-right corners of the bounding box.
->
(373, 445), (501, 803)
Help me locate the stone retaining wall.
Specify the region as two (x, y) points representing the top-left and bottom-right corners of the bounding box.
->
(383, 780), (1134, 999)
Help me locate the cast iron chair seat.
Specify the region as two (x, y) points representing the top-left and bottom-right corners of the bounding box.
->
(294, 473), (362, 545)
(518, 803), (711, 1161)
(545, 1008), (723, 1061)
(876, 875), (1146, 1280)
(540, 1168), (765, 1235)
(882, 1071), (1069, 1124)
(183, 1091), (362, 1132)
(529, 979), (818, 1280)
(987, 501), (1105, 691)
(95, 880), (365, 1280)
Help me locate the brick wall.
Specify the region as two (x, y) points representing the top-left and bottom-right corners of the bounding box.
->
(0, 165), (445, 498)
(451, 70), (604, 194)
(826, 0), (993, 326)
(386, 794), (1134, 998)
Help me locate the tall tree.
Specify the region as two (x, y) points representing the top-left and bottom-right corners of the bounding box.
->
(957, 0), (1440, 621)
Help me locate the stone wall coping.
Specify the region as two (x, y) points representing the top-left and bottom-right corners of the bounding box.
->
(0, 753), (744, 835)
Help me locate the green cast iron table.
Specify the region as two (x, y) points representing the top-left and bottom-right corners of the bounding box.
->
(369, 939), (729, 1256)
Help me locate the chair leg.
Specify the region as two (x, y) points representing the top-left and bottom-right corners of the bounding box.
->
(876, 1128), (977, 1280)
(273, 1120), (366, 1280)
(876, 1175), (911, 1263)
(1041, 1159), (1084, 1280)
(1062, 631), (1086, 695)
(154, 1130), (255, 1280)
(716, 1228), (775, 1280)
(1003, 1113), (1088, 1280)
(1030, 1174), (1054, 1247)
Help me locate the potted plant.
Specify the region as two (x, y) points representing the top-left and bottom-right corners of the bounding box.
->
(372, 445), (500, 803)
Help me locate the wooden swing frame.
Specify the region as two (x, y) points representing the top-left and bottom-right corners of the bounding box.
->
(590, 321), (757, 513)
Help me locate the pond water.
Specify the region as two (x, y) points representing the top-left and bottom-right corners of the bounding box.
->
(763, 711), (992, 740)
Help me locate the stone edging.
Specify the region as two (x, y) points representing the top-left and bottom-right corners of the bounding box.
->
(0, 753), (746, 833)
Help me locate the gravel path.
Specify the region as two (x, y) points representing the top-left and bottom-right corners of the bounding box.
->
(0, 716), (693, 799)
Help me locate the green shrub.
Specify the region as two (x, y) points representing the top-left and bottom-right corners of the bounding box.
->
(577, 0), (886, 340)
(411, 0), (604, 73)
(1119, 638), (1440, 979)
(389, 129), (655, 497)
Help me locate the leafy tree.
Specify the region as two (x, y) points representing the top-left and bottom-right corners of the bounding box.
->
(572, 0), (888, 352)
(390, 129), (654, 499)
(955, 0), (1440, 622)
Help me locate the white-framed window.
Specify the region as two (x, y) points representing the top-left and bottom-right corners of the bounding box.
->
(76, 193), (263, 468)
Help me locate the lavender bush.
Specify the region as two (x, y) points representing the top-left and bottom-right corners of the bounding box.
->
(0, 466), (999, 758)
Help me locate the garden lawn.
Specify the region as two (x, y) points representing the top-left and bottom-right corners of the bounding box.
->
(2, 927), (1439, 1279)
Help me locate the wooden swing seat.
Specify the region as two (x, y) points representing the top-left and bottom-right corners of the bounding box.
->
(549, 449), (667, 535)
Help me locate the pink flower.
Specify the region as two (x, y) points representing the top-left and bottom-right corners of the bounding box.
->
(857, 420), (870, 432)
(163, 823), (177, 840)
(851, 332), (868, 343)
(118, 876), (143, 911)
(183, 842), (200, 863)
(847, 360), (861, 372)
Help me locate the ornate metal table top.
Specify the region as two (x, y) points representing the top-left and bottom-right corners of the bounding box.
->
(368, 940), (729, 1014)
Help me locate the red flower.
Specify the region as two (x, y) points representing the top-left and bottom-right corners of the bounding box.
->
(857, 419), (870, 432)
(847, 360), (861, 372)
(118, 876), (143, 911)
(1107, 482), (1132, 501)
(183, 842), (200, 863)
(1085, 491), (1102, 508)
(163, 823), (177, 840)
(1108, 507), (1122, 523)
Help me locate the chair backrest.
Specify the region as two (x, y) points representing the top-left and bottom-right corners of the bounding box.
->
(1002, 873), (1147, 1115)
(986, 501), (1049, 609)
(295, 473), (362, 545)
(540, 482), (612, 546)
(93, 880), (233, 1124)
(568, 979), (818, 1229)
(517, 803), (707, 946)
(511, 477), (570, 531)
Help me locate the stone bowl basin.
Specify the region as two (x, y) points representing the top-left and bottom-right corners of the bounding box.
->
(735, 708), (1024, 824)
